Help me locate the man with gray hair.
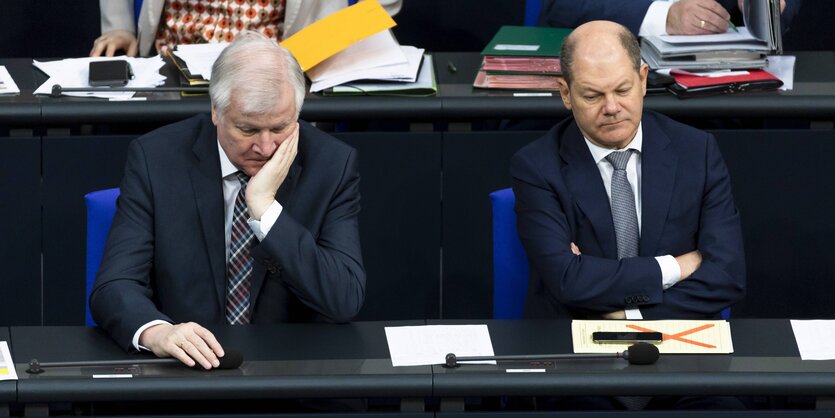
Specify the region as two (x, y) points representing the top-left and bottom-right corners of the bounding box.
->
(91, 31), (365, 369)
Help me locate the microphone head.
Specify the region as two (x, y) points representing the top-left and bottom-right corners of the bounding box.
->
(216, 349), (243, 369)
(623, 342), (659, 365)
(444, 353), (459, 368)
(50, 84), (63, 98)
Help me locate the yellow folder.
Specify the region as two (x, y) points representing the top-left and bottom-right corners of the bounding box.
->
(280, 0), (397, 71)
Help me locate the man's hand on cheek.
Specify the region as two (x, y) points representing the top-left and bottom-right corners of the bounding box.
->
(245, 123), (299, 220)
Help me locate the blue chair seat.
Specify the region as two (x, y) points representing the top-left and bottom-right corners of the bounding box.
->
(84, 188), (121, 326)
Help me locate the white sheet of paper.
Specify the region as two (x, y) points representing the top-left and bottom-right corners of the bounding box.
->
(766, 55), (796, 90)
(659, 27), (758, 44)
(385, 325), (495, 367)
(790, 320), (835, 360)
(173, 42), (230, 80)
(307, 30), (407, 83)
(312, 46), (424, 93)
(0, 341), (18, 381)
(33, 56), (166, 99)
(0, 66), (21, 95)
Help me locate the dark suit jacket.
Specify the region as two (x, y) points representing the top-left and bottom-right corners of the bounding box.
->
(538, 0), (798, 35)
(90, 114), (365, 351)
(510, 111), (745, 319)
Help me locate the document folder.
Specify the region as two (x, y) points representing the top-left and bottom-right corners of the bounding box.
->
(668, 69), (783, 98)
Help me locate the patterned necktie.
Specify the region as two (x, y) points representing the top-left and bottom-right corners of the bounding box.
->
(606, 150), (651, 410)
(226, 172), (254, 325)
(605, 150), (639, 259)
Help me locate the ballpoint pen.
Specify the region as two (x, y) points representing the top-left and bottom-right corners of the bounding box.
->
(729, 20), (739, 32)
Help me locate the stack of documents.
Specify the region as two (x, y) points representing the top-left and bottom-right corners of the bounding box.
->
(33, 56), (166, 100)
(0, 66), (20, 95)
(640, 0), (782, 70)
(473, 25), (570, 91)
(170, 43), (230, 84)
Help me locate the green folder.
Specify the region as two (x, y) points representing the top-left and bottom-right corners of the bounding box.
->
(481, 25), (572, 57)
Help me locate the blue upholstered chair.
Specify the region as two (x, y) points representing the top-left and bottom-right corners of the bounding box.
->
(490, 188), (730, 320)
(84, 188), (121, 326)
(490, 188), (529, 319)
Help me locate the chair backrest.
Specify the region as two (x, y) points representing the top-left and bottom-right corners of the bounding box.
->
(524, 0), (542, 26)
(84, 188), (121, 326)
(490, 188), (529, 319)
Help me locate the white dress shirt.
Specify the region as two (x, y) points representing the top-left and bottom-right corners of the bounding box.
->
(640, 0), (677, 37)
(582, 123), (681, 319)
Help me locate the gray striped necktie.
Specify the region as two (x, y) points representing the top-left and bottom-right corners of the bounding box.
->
(606, 149), (650, 410)
(605, 150), (639, 259)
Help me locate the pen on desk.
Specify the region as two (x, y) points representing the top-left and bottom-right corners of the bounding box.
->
(729, 20), (739, 32)
(447, 61), (457, 73)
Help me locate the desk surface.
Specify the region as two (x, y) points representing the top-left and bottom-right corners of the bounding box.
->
(11, 321), (431, 403)
(7, 319), (835, 405)
(2, 51), (834, 126)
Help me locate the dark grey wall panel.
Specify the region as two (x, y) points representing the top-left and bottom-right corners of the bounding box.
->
(42, 136), (135, 325)
(0, 138), (41, 325)
(441, 131), (542, 319)
(338, 132), (442, 320)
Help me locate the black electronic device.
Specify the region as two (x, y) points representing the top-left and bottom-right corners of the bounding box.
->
(88, 60), (133, 87)
(592, 331), (663, 343)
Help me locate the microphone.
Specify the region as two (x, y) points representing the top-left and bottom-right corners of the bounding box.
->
(444, 342), (659, 368)
(26, 349), (243, 374)
(50, 84), (209, 98)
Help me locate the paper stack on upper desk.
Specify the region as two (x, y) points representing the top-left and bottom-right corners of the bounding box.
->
(473, 25), (570, 92)
(572, 320), (734, 354)
(641, 0), (782, 70)
(0, 66), (20, 95)
(33, 56), (166, 100)
(385, 325), (495, 367)
(0, 341), (18, 381)
(171, 43), (230, 84)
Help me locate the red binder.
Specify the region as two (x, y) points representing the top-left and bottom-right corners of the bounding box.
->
(668, 69), (783, 98)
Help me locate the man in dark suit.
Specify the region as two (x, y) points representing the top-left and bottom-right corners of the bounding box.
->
(90, 31), (365, 369)
(511, 20), (745, 322)
(539, 0), (799, 37)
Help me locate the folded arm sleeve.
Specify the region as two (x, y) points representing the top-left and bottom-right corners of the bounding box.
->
(538, 0), (655, 34)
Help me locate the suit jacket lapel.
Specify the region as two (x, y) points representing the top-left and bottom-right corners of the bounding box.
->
(559, 122), (619, 259)
(639, 116), (677, 256)
(188, 117), (227, 315)
(247, 156), (302, 317)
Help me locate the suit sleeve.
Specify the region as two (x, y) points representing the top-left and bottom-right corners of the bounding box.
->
(538, 0), (655, 34)
(640, 135), (746, 318)
(511, 151), (664, 315)
(252, 149), (365, 323)
(90, 139), (171, 351)
(100, 0), (136, 34)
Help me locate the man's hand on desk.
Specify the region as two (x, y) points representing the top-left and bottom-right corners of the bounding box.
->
(139, 322), (225, 369)
(675, 250), (702, 280)
(667, 0), (731, 35)
(90, 30), (139, 57)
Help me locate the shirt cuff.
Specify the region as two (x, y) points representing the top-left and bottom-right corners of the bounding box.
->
(656, 254), (682, 290)
(625, 308), (644, 320)
(639, 0), (674, 37)
(247, 200), (283, 241)
(133, 320), (171, 351)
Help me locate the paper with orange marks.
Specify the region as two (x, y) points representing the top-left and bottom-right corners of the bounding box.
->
(571, 320), (733, 354)
(280, 0), (396, 71)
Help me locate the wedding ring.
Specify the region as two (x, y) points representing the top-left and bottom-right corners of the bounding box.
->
(700, 20), (705, 29)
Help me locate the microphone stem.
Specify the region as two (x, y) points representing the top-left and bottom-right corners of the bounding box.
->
(36, 358), (176, 368)
(455, 353), (616, 362)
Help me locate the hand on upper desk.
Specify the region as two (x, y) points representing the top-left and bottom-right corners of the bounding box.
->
(245, 123), (299, 220)
(90, 30), (139, 57)
(667, 0), (731, 35)
(675, 250), (703, 280)
(139, 322), (225, 369)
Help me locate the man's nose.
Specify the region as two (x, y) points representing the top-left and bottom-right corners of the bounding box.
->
(254, 132), (277, 155)
(603, 94), (620, 115)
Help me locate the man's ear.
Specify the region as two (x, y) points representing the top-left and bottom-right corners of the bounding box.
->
(210, 106), (219, 126)
(639, 63), (649, 97)
(557, 77), (572, 110)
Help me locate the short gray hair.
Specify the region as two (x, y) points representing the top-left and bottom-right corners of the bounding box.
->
(209, 31), (306, 119)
